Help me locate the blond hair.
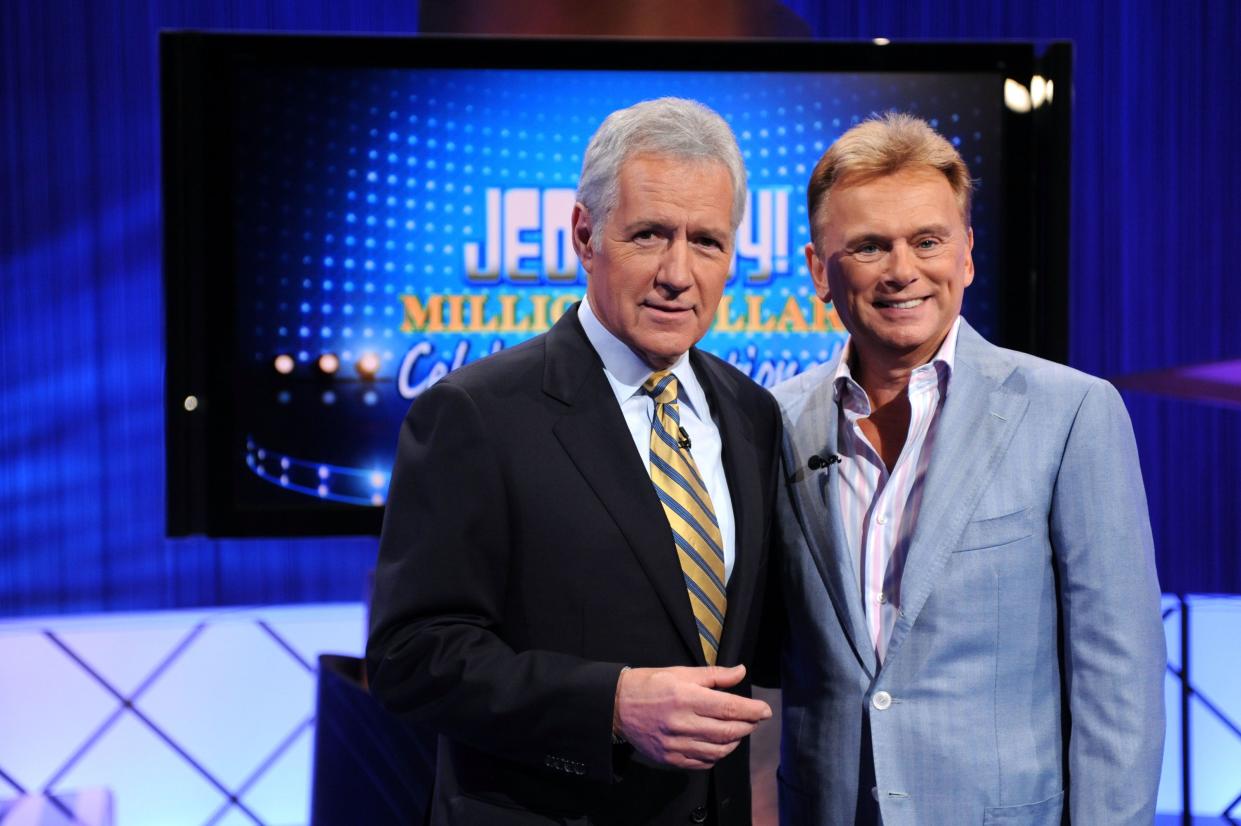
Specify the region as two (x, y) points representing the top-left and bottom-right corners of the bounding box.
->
(806, 112), (974, 246)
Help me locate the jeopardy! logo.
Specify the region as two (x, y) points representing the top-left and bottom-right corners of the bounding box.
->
(460, 186), (794, 285)
(392, 185), (844, 397)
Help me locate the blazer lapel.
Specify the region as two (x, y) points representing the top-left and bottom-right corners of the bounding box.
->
(880, 322), (1029, 667)
(545, 307), (705, 664)
(783, 362), (878, 678)
(693, 352), (761, 666)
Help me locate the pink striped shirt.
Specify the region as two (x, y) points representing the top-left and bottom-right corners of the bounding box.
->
(832, 318), (961, 663)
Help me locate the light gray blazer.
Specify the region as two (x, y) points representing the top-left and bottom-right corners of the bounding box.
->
(772, 320), (1165, 826)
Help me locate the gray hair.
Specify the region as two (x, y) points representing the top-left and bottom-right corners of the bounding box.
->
(576, 97), (747, 248)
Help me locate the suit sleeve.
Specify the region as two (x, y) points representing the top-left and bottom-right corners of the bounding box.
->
(365, 379), (626, 783)
(1048, 380), (1166, 824)
(751, 392), (786, 689)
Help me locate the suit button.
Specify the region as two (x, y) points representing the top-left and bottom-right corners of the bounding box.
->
(872, 690), (892, 710)
(690, 805), (708, 823)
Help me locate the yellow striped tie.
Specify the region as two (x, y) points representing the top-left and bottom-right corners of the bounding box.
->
(643, 371), (727, 664)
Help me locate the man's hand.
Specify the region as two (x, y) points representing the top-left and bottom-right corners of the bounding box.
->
(612, 664), (772, 770)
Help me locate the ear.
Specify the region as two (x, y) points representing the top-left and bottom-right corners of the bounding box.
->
(805, 242), (831, 304)
(571, 202), (594, 274)
(962, 226), (975, 287)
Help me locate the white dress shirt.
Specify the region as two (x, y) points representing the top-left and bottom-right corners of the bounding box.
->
(833, 317), (961, 662)
(577, 298), (736, 583)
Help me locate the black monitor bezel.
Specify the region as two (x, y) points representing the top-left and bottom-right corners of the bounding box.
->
(162, 32), (1070, 537)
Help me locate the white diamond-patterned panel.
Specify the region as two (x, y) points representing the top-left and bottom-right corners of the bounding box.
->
(1190, 597), (1241, 730)
(1189, 696), (1241, 815)
(48, 712), (228, 826)
(0, 604), (366, 826)
(205, 806), (263, 826)
(135, 621), (316, 790)
(258, 604), (369, 669)
(1187, 596), (1241, 817)
(55, 623), (196, 699)
(0, 787), (114, 826)
(0, 632), (119, 791)
(239, 725), (315, 826)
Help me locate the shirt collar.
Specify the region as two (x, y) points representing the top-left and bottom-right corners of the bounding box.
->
(578, 296), (708, 417)
(832, 316), (963, 408)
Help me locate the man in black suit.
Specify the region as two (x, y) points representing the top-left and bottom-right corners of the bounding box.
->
(366, 97), (782, 825)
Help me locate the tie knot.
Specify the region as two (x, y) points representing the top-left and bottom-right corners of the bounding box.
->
(643, 371), (680, 405)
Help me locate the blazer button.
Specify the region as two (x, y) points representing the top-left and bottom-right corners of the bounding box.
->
(690, 805), (708, 823)
(872, 690), (892, 711)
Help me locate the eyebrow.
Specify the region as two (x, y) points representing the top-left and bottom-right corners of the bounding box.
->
(843, 224), (956, 247)
(619, 219), (730, 240)
(619, 219), (672, 235)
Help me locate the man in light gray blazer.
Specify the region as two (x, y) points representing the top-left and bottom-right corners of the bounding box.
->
(772, 113), (1165, 825)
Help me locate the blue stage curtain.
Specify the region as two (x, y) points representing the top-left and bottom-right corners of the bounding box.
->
(0, 1), (419, 616)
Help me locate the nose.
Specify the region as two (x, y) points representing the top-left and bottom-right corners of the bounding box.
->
(884, 241), (918, 287)
(655, 236), (694, 294)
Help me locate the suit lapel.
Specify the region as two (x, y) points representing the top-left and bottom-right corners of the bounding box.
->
(880, 322), (1029, 668)
(545, 307), (705, 664)
(783, 362), (878, 677)
(693, 352), (760, 666)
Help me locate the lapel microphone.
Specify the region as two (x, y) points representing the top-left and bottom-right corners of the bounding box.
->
(677, 427), (692, 450)
(807, 454), (840, 470)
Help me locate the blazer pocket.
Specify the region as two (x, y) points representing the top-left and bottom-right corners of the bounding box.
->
(982, 790), (1064, 825)
(956, 506), (1034, 553)
(444, 793), (588, 823)
(776, 766), (813, 823)
(444, 792), (587, 825)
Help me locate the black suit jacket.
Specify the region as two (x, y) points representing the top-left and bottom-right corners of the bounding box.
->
(366, 306), (782, 825)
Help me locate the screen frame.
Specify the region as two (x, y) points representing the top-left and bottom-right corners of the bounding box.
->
(162, 32), (1070, 537)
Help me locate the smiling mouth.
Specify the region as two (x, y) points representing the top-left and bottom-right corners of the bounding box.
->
(874, 297), (926, 309)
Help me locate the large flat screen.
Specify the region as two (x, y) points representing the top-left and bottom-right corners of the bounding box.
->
(163, 34), (1070, 536)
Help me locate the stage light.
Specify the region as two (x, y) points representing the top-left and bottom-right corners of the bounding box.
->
(184, 395), (199, 412)
(274, 354), (295, 374)
(872, 37), (891, 45)
(356, 352), (381, 380)
(1004, 78), (1032, 113)
(1030, 75), (1054, 108)
(317, 353), (340, 375)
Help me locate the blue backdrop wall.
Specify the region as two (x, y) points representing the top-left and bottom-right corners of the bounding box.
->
(2, 0), (1238, 616)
